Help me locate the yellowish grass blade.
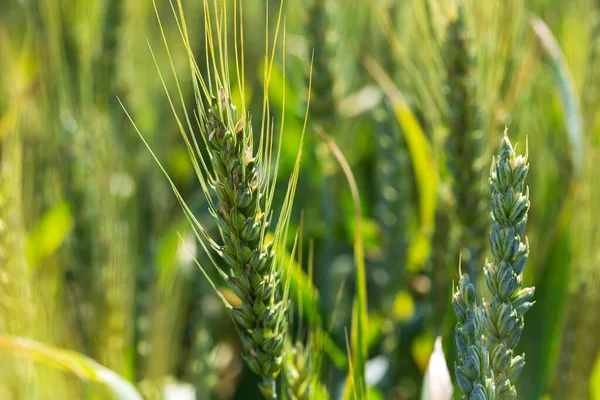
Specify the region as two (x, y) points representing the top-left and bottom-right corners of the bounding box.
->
(0, 336), (143, 400)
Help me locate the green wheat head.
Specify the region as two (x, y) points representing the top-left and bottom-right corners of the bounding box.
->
(204, 87), (289, 398)
(453, 132), (533, 399)
(123, 1), (309, 398)
(482, 133), (533, 399)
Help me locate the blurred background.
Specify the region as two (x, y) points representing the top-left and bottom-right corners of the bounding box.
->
(0, 0), (599, 399)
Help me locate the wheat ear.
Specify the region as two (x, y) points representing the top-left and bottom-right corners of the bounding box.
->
(123, 1), (309, 397)
(482, 132), (534, 399)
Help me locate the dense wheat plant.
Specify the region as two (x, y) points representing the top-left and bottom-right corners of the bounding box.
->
(123, 1), (308, 398)
(454, 132), (533, 399)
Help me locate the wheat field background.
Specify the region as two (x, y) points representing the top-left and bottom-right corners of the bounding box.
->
(0, 0), (599, 399)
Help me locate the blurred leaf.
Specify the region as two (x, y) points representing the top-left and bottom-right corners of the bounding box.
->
(168, 145), (194, 183)
(323, 335), (349, 371)
(259, 61), (302, 117)
(529, 12), (584, 176)
(392, 291), (415, 322)
(366, 314), (384, 352)
(0, 336), (142, 400)
(367, 386), (385, 400)
(231, 79), (253, 112)
(411, 331), (435, 374)
(26, 201), (74, 268)
(0, 106), (19, 142)
(156, 219), (187, 285)
(289, 267), (349, 369)
(364, 57), (438, 273)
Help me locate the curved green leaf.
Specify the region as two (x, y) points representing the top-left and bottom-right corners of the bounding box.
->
(529, 12), (584, 176)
